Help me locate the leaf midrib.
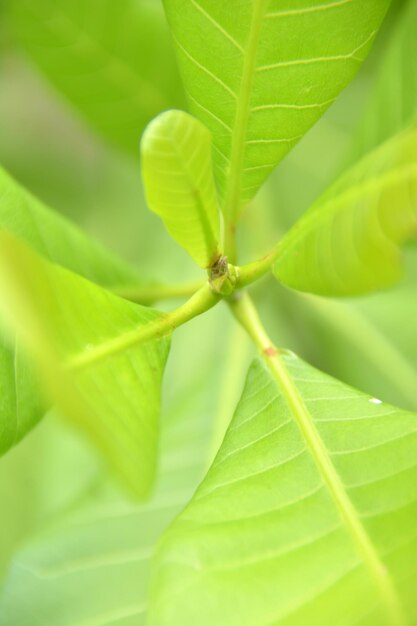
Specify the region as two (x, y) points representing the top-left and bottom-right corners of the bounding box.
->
(167, 121), (220, 266)
(223, 0), (268, 221)
(265, 352), (407, 626)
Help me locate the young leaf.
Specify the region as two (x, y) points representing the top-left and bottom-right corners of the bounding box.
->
(274, 127), (417, 296)
(150, 355), (417, 626)
(0, 233), (170, 498)
(141, 110), (221, 268)
(8, 0), (185, 155)
(350, 0), (417, 160)
(0, 165), (147, 457)
(163, 0), (390, 217)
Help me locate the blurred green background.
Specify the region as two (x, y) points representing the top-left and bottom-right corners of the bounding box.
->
(0, 0), (416, 622)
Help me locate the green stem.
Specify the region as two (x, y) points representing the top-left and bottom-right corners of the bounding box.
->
(113, 279), (204, 304)
(229, 292), (406, 626)
(222, 0), (268, 263)
(66, 283), (220, 371)
(237, 239), (281, 288)
(224, 219), (237, 264)
(223, 0), (267, 226)
(113, 237), (282, 308)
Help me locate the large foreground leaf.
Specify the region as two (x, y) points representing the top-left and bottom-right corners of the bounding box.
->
(0, 165), (144, 456)
(9, 0), (184, 155)
(141, 110), (221, 268)
(274, 127), (417, 296)
(150, 355), (417, 626)
(164, 0), (390, 215)
(0, 234), (170, 497)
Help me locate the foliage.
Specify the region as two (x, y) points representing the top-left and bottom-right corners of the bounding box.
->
(0, 1), (416, 625)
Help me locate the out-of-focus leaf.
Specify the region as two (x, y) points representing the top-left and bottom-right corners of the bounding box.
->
(0, 412), (102, 581)
(351, 0), (417, 159)
(150, 355), (417, 626)
(0, 303), (242, 625)
(0, 164), (147, 456)
(288, 249), (417, 415)
(274, 127), (417, 296)
(141, 110), (221, 268)
(299, 292), (417, 411)
(163, 0), (390, 215)
(0, 409), (205, 626)
(8, 0), (185, 155)
(0, 165), (141, 286)
(0, 233), (170, 498)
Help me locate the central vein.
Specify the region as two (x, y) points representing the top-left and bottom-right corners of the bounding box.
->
(224, 0), (267, 224)
(231, 293), (406, 626)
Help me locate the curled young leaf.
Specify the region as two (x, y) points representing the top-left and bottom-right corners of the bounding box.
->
(141, 110), (221, 268)
(274, 127), (417, 296)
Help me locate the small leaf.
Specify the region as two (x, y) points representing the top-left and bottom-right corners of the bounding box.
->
(274, 127), (417, 296)
(0, 165), (147, 457)
(0, 233), (170, 498)
(150, 355), (417, 626)
(163, 0), (390, 216)
(8, 0), (185, 155)
(141, 110), (221, 268)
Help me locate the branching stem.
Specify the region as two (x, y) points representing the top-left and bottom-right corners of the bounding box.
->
(69, 237), (284, 371)
(114, 279), (203, 304)
(114, 238), (282, 306)
(67, 282), (220, 371)
(236, 239), (281, 288)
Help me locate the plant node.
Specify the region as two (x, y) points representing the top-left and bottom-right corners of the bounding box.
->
(208, 255), (239, 296)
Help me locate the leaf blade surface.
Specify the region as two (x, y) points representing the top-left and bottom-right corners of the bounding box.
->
(150, 355), (417, 626)
(0, 233), (170, 497)
(141, 110), (221, 267)
(0, 165), (146, 455)
(274, 127), (417, 296)
(164, 0), (390, 215)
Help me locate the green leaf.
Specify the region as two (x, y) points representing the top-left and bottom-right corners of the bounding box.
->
(0, 428), (198, 626)
(0, 304), (230, 625)
(0, 165), (145, 456)
(150, 354), (417, 626)
(0, 166), (142, 287)
(0, 233), (170, 498)
(163, 0), (390, 218)
(274, 126), (417, 296)
(8, 0), (185, 155)
(141, 110), (221, 268)
(298, 287), (417, 412)
(350, 0), (417, 160)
